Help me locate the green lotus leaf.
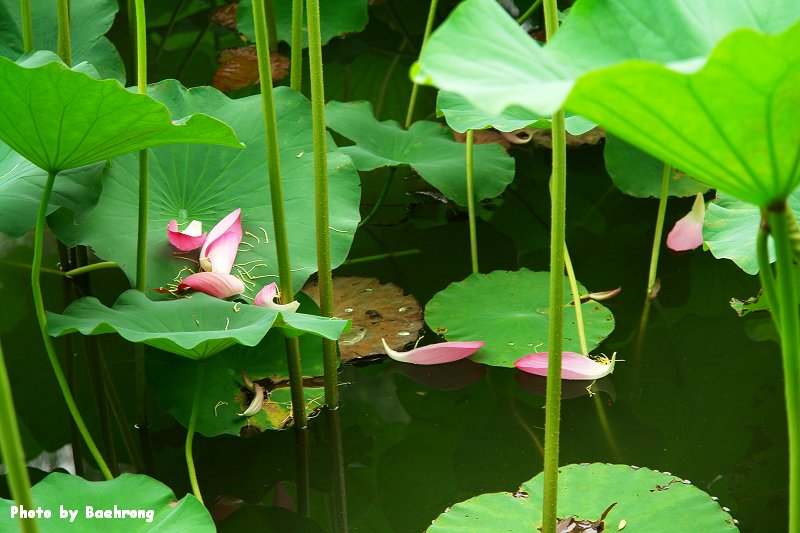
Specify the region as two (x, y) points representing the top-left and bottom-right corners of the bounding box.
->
(731, 262), (800, 316)
(50, 81), (360, 298)
(429, 463), (737, 532)
(0, 141), (103, 236)
(237, 0), (368, 48)
(604, 135), (709, 199)
(0, 472), (213, 531)
(704, 189), (800, 274)
(0, 57), (242, 173)
(0, 0), (125, 82)
(326, 100), (515, 205)
(437, 91), (595, 134)
(424, 269), (615, 367)
(46, 290), (349, 360)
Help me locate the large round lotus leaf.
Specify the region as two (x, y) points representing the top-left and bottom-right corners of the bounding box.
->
(46, 290), (349, 360)
(237, 0), (368, 48)
(429, 463), (737, 532)
(424, 269), (615, 367)
(326, 100), (515, 206)
(0, 142), (103, 236)
(0, 57), (241, 173)
(704, 189), (800, 274)
(51, 80), (360, 299)
(604, 134), (708, 198)
(0, 472), (213, 531)
(0, 0), (124, 82)
(437, 91), (595, 135)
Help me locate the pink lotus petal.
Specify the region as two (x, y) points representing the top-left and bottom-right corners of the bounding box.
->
(167, 220), (206, 251)
(178, 272), (245, 299)
(514, 351), (616, 380)
(201, 208), (242, 260)
(201, 231), (241, 275)
(381, 338), (485, 365)
(254, 283), (300, 312)
(667, 193), (705, 251)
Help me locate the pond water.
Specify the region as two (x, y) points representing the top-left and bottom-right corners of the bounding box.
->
(0, 145), (786, 532)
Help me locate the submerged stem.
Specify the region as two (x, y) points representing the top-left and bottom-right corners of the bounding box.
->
(0, 339), (38, 533)
(33, 172), (112, 480)
(20, 0), (34, 52)
(767, 206), (800, 533)
(563, 245), (587, 355)
(290, 0), (303, 90)
(186, 362), (205, 504)
(646, 163), (671, 300)
(403, 0), (438, 128)
(465, 129), (479, 273)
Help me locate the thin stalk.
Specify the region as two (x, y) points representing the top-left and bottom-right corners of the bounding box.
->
(0, 340), (38, 533)
(517, 0), (543, 24)
(646, 164), (671, 300)
(56, 0), (71, 65)
(357, 168), (396, 228)
(757, 218), (780, 329)
(252, 0), (309, 427)
(20, 0), (34, 52)
(84, 339), (119, 476)
(327, 408), (349, 532)
(154, 0), (188, 63)
(307, 0), (339, 407)
(344, 249), (420, 265)
(290, 0), (303, 90)
(767, 206), (800, 532)
(541, 0), (565, 529)
(176, 18), (212, 78)
(186, 362), (205, 504)
(99, 357), (145, 472)
(465, 129), (479, 274)
(403, 0), (438, 128)
(562, 245), (587, 355)
(32, 172), (112, 480)
(63, 261), (119, 277)
(264, 0), (278, 51)
(295, 425), (311, 516)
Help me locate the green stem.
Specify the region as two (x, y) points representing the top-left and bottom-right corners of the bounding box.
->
(56, 0), (71, 65)
(327, 408), (349, 532)
(465, 129), (479, 274)
(264, 0), (278, 51)
(757, 217), (781, 329)
(290, 0), (303, 90)
(99, 356), (145, 472)
(154, 0), (187, 63)
(357, 168), (396, 228)
(563, 244), (587, 355)
(344, 249), (421, 265)
(176, 18), (211, 79)
(403, 0), (438, 128)
(253, 0), (309, 427)
(295, 425), (311, 516)
(0, 339), (39, 533)
(63, 261), (119, 277)
(20, 0), (34, 52)
(541, 0), (564, 530)
(307, 0), (339, 408)
(186, 362), (205, 504)
(646, 164), (671, 299)
(767, 206), (800, 532)
(32, 172), (112, 480)
(517, 0), (543, 24)
(84, 338), (119, 476)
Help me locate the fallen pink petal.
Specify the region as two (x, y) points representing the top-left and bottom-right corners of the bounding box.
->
(200, 208), (242, 273)
(514, 351), (617, 380)
(178, 271), (245, 299)
(254, 282), (300, 312)
(167, 219), (206, 251)
(588, 287), (621, 301)
(381, 338), (485, 365)
(666, 193), (705, 251)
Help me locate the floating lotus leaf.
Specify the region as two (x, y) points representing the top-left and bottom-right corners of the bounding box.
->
(0, 472), (214, 531)
(424, 269), (615, 367)
(326, 100), (515, 205)
(50, 81), (360, 298)
(0, 0), (124, 82)
(46, 290), (349, 360)
(429, 463), (737, 532)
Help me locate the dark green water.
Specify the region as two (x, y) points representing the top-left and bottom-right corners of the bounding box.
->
(0, 146), (787, 532)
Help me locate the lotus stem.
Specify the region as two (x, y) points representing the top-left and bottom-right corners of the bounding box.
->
(154, 0), (187, 63)
(518, 0), (543, 24)
(327, 408), (349, 531)
(646, 163), (671, 300)
(62, 261), (120, 277)
(344, 249), (421, 265)
(541, 0), (565, 529)
(306, 0), (339, 408)
(99, 356), (146, 472)
(0, 339), (38, 533)
(295, 425), (311, 516)
(357, 167), (396, 228)
(403, 0), (438, 128)
(265, 0), (278, 51)
(290, 0), (303, 90)
(767, 205), (800, 532)
(20, 0), (34, 52)
(56, 0), (70, 65)
(176, 18), (212, 79)
(33, 172), (112, 480)
(757, 217), (781, 329)
(465, 129), (479, 273)
(563, 244), (587, 355)
(186, 362), (205, 504)
(252, 0), (309, 427)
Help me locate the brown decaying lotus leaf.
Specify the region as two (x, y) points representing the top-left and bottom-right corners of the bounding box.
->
(211, 2), (238, 30)
(302, 277), (423, 363)
(452, 129), (511, 149)
(213, 47), (290, 93)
